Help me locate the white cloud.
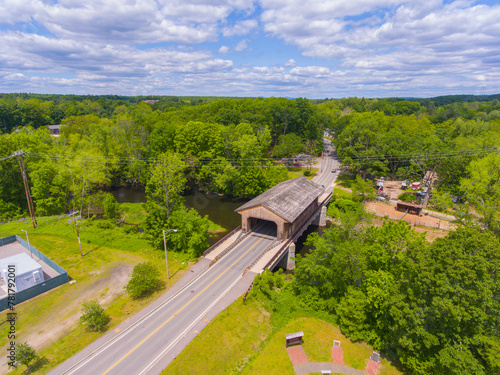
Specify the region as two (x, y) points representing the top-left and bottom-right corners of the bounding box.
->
(289, 66), (330, 77)
(284, 59), (296, 67)
(234, 39), (248, 51)
(222, 19), (258, 37)
(218, 45), (230, 54)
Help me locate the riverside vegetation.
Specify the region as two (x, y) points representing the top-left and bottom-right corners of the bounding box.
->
(0, 94), (499, 374)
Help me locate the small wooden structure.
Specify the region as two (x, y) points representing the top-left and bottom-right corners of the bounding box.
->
(396, 201), (423, 216)
(286, 331), (304, 347)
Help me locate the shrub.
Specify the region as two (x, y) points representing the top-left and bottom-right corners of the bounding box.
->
(398, 192), (415, 202)
(122, 224), (138, 234)
(303, 169), (312, 176)
(93, 220), (115, 229)
(80, 300), (110, 332)
(125, 262), (162, 299)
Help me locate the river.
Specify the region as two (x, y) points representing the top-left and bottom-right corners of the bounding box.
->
(109, 186), (328, 254)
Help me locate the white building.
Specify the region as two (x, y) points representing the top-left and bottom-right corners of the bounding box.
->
(0, 253), (44, 292)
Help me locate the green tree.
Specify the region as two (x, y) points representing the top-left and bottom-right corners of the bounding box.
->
(11, 342), (37, 373)
(146, 151), (186, 219)
(272, 133), (304, 158)
(79, 300), (110, 332)
(125, 262), (162, 298)
(460, 153), (500, 231)
(103, 193), (118, 219)
(166, 206), (211, 257)
(351, 175), (376, 202)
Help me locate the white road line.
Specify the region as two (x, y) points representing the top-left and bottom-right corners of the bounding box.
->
(137, 275), (243, 375)
(60, 234), (261, 375)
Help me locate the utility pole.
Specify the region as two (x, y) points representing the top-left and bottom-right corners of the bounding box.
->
(14, 151), (37, 228)
(74, 217), (83, 257)
(163, 229), (177, 279)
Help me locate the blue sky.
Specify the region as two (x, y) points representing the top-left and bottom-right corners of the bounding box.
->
(0, 0), (499, 98)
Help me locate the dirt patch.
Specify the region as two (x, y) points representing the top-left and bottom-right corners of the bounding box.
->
(22, 263), (132, 351)
(380, 180), (408, 201)
(334, 182), (453, 242)
(365, 201), (454, 231)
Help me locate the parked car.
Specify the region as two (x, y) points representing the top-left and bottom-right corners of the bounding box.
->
(331, 168), (336, 173)
(293, 163), (302, 167)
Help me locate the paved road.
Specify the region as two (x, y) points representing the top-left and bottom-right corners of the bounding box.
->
(50, 224), (276, 375)
(314, 138), (339, 190)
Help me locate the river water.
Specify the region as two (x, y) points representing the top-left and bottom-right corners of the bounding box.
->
(109, 187), (328, 254)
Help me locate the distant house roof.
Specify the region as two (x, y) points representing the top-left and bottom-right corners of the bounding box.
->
(235, 177), (324, 223)
(48, 124), (62, 131)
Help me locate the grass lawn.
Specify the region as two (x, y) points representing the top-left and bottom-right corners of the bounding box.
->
(288, 167), (319, 180)
(0, 213), (196, 374)
(163, 294), (404, 375)
(336, 173), (356, 189)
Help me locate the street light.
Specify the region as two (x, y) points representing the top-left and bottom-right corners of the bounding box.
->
(21, 229), (32, 258)
(163, 229), (177, 279)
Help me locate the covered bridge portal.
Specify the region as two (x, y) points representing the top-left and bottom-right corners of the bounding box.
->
(235, 177), (324, 241)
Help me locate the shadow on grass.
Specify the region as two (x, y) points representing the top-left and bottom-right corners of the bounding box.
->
(28, 356), (49, 374)
(131, 281), (166, 300)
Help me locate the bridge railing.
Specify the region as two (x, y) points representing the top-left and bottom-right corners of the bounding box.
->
(202, 225), (242, 257)
(209, 228), (252, 267)
(264, 192), (333, 270)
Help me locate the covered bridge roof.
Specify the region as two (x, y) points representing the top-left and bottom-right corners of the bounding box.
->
(235, 177), (324, 223)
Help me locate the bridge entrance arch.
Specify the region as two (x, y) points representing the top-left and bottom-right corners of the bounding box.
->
(247, 217), (278, 237)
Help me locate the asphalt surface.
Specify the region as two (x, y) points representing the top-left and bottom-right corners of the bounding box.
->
(49, 223), (276, 375)
(314, 138), (339, 190)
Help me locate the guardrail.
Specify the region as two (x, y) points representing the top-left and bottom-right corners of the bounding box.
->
(202, 225), (242, 257)
(209, 229), (252, 267)
(242, 239), (283, 276)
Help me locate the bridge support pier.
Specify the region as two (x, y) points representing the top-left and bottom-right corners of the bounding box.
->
(286, 242), (295, 270)
(313, 205), (327, 227)
(276, 242), (296, 271)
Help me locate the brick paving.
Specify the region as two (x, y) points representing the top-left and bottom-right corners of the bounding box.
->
(365, 359), (381, 375)
(287, 345), (308, 365)
(332, 346), (344, 365)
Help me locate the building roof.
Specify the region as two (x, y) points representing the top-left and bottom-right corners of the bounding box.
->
(396, 201), (423, 209)
(48, 124), (62, 130)
(0, 253), (42, 276)
(235, 177), (324, 223)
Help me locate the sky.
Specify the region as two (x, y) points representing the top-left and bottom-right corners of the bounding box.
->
(0, 0), (499, 98)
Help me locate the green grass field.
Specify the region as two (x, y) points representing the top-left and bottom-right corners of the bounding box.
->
(0, 211), (196, 374)
(163, 295), (404, 375)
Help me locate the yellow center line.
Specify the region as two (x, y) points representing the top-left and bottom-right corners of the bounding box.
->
(101, 230), (272, 375)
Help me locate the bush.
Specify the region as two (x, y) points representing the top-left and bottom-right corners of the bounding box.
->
(93, 220), (115, 229)
(125, 262), (162, 299)
(122, 224), (138, 234)
(303, 169), (312, 176)
(398, 192), (415, 202)
(80, 300), (110, 332)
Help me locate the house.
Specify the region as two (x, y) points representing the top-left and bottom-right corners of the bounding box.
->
(48, 124), (63, 136)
